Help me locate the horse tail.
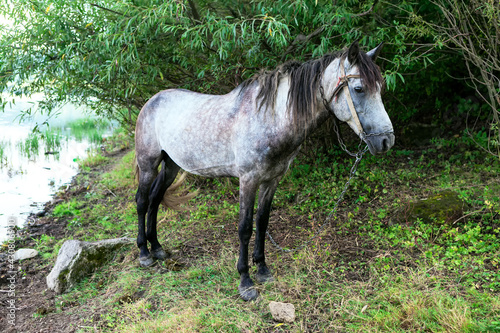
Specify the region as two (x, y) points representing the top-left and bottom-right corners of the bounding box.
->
(135, 147), (197, 210)
(134, 153), (140, 183)
(161, 172), (198, 210)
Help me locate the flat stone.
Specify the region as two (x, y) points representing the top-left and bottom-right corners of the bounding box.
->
(409, 190), (464, 224)
(269, 301), (296, 323)
(14, 248), (39, 261)
(46, 237), (133, 294)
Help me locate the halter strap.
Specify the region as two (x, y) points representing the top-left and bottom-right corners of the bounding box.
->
(322, 57), (365, 138)
(338, 60), (365, 137)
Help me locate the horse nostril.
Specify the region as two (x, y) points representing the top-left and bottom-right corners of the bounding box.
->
(382, 134), (395, 151)
(382, 137), (390, 151)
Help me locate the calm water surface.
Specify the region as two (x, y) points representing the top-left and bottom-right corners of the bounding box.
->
(0, 94), (105, 243)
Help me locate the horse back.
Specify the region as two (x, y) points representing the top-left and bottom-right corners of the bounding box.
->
(136, 87), (298, 180)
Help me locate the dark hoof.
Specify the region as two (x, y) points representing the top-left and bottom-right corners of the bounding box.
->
(256, 271), (274, 284)
(151, 247), (169, 260)
(238, 284), (259, 301)
(139, 254), (154, 267)
(255, 263), (274, 283)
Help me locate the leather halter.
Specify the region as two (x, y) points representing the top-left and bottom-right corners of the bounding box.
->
(321, 57), (365, 138)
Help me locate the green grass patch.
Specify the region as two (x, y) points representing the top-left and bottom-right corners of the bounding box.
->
(53, 199), (83, 217)
(76, 150), (110, 169)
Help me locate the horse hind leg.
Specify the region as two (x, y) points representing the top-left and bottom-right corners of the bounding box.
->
(146, 151), (180, 262)
(135, 160), (159, 267)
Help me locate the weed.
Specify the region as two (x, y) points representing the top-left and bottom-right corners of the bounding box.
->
(0, 140), (8, 166)
(33, 234), (56, 259)
(41, 128), (62, 152)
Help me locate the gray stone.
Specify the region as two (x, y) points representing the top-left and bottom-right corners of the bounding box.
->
(14, 248), (39, 261)
(408, 190), (465, 225)
(269, 301), (296, 323)
(46, 237), (133, 294)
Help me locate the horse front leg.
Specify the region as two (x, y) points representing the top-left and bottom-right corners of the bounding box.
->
(237, 178), (258, 301)
(253, 179), (278, 284)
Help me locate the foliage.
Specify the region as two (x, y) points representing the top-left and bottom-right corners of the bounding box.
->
(0, 0), (472, 132)
(421, 0), (500, 157)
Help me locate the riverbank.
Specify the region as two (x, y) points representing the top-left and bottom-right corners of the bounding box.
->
(0, 131), (132, 332)
(1, 131), (499, 332)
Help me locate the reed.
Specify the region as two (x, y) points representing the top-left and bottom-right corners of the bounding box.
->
(61, 118), (111, 145)
(17, 132), (40, 158)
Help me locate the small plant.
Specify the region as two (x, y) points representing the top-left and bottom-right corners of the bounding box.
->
(52, 200), (82, 217)
(76, 150), (109, 169)
(33, 234), (56, 259)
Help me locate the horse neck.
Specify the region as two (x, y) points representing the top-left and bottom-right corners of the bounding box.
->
(273, 77), (332, 146)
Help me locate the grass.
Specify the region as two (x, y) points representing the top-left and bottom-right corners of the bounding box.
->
(41, 128), (63, 152)
(17, 129), (63, 159)
(76, 150), (110, 169)
(29, 131), (500, 331)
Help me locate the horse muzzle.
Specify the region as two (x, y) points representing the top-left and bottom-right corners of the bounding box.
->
(363, 132), (395, 155)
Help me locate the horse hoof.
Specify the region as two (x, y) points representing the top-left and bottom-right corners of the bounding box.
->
(151, 247), (169, 260)
(256, 271), (274, 284)
(256, 265), (274, 284)
(139, 255), (154, 267)
(238, 285), (259, 301)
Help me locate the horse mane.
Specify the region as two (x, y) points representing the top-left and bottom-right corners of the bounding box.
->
(239, 48), (384, 130)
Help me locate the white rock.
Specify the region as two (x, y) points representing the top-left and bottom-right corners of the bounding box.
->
(46, 238), (133, 294)
(14, 248), (39, 261)
(269, 301), (296, 323)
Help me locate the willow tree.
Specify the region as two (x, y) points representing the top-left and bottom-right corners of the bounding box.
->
(0, 0), (439, 127)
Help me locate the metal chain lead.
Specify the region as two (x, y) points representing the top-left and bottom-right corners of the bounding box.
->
(266, 144), (369, 253)
(267, 73), (393, 253)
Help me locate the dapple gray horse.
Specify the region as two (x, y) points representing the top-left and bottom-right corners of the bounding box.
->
(135, 41), (394, 301)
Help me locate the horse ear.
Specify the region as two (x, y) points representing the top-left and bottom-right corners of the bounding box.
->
(347, 40), (360, 64)
(366, 42), (385, 62)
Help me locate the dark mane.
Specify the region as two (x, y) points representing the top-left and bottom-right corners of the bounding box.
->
(239, 48), (384, 129)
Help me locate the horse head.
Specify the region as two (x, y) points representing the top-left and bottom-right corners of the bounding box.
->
(323, 41), (395, 155)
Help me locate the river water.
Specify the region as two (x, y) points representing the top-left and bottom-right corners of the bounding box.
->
(0, 94), (107, 243)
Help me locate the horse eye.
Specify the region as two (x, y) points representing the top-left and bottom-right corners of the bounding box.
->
(354, 87), (364, 93)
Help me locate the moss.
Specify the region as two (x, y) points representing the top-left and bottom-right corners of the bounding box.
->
(408, 190), (465, 224)
(391, 190), (466, 226)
